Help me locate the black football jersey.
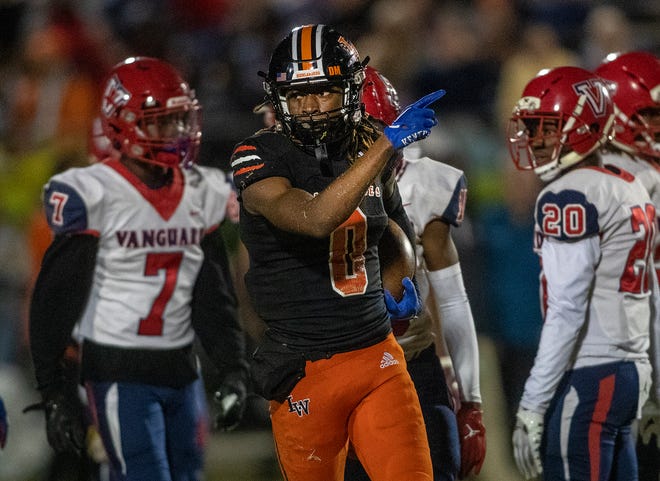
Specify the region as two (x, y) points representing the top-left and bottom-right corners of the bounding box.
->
(231, 131), (392, 353)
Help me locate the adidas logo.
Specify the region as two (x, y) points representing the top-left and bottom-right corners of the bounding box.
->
(380, 352), (399, 368)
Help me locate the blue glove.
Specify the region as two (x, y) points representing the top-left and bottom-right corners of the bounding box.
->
(0, 396), (7, 449)
(384, 277), (422, 320)
(384, 90), (446, 149)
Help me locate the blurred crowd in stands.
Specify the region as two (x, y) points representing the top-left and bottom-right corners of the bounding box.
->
(0, 0), (658, 479)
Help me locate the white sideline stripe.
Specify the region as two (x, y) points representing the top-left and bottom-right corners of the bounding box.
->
(230, 155), (261, 167)
(560, 386), (578, 481)
(106, 383), (127, 475)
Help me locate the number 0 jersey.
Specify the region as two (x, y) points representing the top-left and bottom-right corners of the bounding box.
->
(231, 130), (393, 353)
(43, 159), (232, 350)
(521, 162), (657, 412)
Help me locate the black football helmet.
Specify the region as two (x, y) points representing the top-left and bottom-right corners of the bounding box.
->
(262, 24), (366, 153)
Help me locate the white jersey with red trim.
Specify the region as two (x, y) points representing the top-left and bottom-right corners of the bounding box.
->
(602, 151), (660, 275)
(520, 163), (657, 412)
(394, 149), (467, 358)
(601, 152), (660, 208)
(42, 159), (232, 350)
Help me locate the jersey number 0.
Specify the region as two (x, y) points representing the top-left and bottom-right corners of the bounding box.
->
(329, 209), (368, 297)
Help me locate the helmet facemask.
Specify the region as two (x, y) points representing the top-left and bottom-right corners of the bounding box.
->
(508, 108), (612, 182)
(127, 100), (201, 168)
(266, 71), (364, 154)
(611, 104), (660, 160)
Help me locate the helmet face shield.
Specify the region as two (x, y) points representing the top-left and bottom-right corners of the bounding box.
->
(138, 108), (198, 141)
(132, 103), (201, 167)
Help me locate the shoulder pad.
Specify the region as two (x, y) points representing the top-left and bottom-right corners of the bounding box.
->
(535, 189), (599, 241)
(43, 179), (89, 235)
(230, 132), (292, 192)
(399, 158), (467, 227)
(43, 167), (107, 235)
(189, 165), (233, 227)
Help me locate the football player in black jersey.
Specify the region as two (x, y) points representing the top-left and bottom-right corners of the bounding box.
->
(231, 24), (444, 481)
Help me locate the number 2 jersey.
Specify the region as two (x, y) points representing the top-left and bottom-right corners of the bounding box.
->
(231, 129), (406, 354)
(31, 158), (241, 388)
(520, 162), (658, 412)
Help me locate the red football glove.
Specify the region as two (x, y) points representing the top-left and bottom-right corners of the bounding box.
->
(457, 402), (486, 479)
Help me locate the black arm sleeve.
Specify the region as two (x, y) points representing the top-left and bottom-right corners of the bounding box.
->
(191, 227), (248, 377)
(29, 234), (98, 390)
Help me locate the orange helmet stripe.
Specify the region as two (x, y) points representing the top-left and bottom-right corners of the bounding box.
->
(300, 25), (314, 70)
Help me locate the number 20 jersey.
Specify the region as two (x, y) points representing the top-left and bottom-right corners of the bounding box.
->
(534, 164), (656, 369)
(43, 159), (232, 350)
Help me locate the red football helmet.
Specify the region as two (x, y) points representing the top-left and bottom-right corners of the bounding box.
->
(507, 66), (614, 181)
(100, 57), (201, 168)
(362, 66), (400, 125)
(595, 51), (660, 160)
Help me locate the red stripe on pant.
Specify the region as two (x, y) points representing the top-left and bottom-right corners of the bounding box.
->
(588, 374), (615, 481)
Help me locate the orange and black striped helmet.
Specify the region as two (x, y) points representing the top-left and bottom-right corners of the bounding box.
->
(262, 24), (366, 154)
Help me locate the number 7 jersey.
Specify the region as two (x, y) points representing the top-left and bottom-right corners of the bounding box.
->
(43, 159), (232, 350)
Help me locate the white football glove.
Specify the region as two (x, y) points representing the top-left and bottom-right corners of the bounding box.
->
(513, 407), (544, 480)
(639, 399), (660, 449)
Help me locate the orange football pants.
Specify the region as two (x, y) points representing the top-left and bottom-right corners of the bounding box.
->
(270, 333), (432, 481)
